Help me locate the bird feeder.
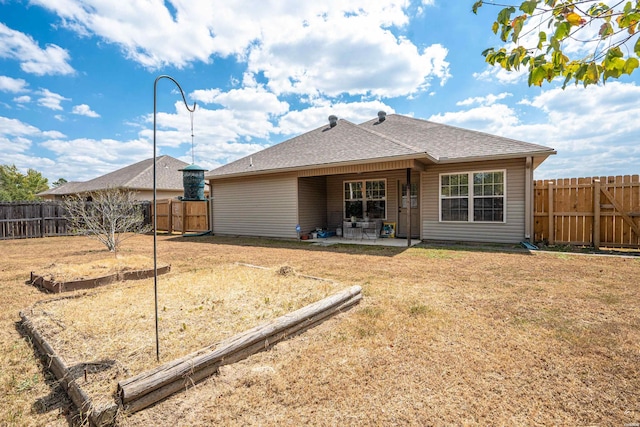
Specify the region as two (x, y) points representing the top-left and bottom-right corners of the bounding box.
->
(179, 164), (207, 201)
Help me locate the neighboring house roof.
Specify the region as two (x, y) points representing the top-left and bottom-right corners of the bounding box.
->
(38, 181), (84, 196)
(206, 113), (555, 179)
(38, 155), (189, 196)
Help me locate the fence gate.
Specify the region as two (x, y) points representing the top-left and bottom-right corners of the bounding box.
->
(153, 199), (209, 234)
(534, 175), (640, 249)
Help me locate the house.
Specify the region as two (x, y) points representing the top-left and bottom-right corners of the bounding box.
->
(205, 112), (556, 244)
(38, 155), (191, 201)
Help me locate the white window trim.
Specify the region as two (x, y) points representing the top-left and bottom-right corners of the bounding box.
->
(343, 178), (387, 220)
(439, 170), (507, 223)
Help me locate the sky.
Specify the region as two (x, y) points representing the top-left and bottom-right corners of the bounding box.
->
(1, 0), (638, 184)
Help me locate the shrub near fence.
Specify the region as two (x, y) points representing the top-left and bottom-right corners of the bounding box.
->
(0, 202), (71, 240)
(534, 175), (640, 249)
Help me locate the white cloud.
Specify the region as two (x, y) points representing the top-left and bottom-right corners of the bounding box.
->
(0, 76), (29, 92)
(0, 23), (74, 75)
(31, 0), (449, 98)
(13, 95), (31, 103)
(473, 66), (528, 85)
(71, 103), (100, 117)
(247, 15), (450, 97)
(0, 116), (41, 138)
(430, 82), (640, 179)
(190, 86), (289, 116)
(0, 152), (57, 178)
(40, 137), (151, 180)
(429, 103), (520, 135)
(0, 116), (65, 159)
(456, 92), (512, 107)
(37, 89), (70, 111)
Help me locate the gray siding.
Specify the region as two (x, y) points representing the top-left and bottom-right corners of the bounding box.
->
(211, 173), (299, 238)
(298, 176), (327, 234)
(421, 158), (526, 244)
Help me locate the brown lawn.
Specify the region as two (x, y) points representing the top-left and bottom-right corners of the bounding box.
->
(1, 234), (639, 426)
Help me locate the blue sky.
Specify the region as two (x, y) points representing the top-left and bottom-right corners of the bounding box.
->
(1, 0), (638, 184)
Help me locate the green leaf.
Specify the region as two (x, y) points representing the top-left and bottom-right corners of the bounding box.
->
(520, 0), (538, 14)
(554, 21), (571, 40)
(552, 50), (568, 68)
(508, 51), (522, 69)
(624, 57), (639, 74)
(599, 22), (614, 38)
(635, 37), (640, 56)
(472, 0), (483, 14)
(588, 3), (610, 17)
(537, 31), (547, 50)
(574, 63), (588, 81)
(512, 15), (525, 42)
(605, 46), (624, 60)
(585, 62), (600, 85)
(497, 6), (516, 25)
(492, 21), (499, 34)
(481, 47), (494, 57)
(529, 66), (547, 86)
(500, 24), (513, 42)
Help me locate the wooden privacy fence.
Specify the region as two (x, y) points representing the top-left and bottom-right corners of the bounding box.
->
(534, 175), (640, 249)
(0, 202), (71, 240)
(154, 199), (209, 234)
(1, 201), (152, 241)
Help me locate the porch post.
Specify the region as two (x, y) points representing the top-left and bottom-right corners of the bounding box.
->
(406, 168), (411, 247)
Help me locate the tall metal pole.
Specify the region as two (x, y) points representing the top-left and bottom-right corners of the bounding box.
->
(153, 75), (196, 362)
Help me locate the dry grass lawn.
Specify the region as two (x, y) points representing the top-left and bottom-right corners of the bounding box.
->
(1, 234), (639, 426)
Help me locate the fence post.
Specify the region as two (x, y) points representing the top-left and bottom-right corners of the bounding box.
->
(548, 182), (554, 244)
(39, 203), (45, 237)
(182, 200), (187, 235)
(593, 179), (600, 250)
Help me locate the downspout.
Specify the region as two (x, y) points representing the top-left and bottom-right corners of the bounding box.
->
(406, 168), (412, 247)
(525, 157), (533, 241)
(208, 181), (213, 234)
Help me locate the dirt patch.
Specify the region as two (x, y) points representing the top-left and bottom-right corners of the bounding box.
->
(1, 234), (639, 426)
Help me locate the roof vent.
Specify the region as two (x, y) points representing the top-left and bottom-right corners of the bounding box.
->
(377, 111), (386, 122)
(328, 115), (338, 128)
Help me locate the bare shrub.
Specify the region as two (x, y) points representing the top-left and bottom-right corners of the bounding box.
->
(62, 188), (151, 255)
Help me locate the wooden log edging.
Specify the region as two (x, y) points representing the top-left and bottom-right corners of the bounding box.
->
(20, 312), (118, 427)
(117, 285), (362, 414)
(30, 265), (171, 293)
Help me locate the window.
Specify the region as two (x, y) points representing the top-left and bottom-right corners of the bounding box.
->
(344, 179), (386, 219)
(440, 171), (505, 222)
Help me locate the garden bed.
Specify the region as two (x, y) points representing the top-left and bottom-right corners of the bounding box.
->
(20, 262), (351, 425)
(30, 255), (171, 293)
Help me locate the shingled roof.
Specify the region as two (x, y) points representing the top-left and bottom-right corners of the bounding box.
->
(206, 113), (555, 179)
(38, 155), (189, 196)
